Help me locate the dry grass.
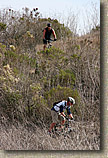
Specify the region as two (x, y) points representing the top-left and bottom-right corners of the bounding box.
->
(0, 120), (100, 150)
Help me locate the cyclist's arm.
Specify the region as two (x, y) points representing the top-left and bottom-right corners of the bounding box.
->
(60, 106), (66, 117)
(43, 29), (46, 39)
(52, 29), (56, 39)
(69, 113), (74, 119)
(67, 107), (74, 119)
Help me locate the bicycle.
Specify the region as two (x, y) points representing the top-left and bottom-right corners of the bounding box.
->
(52, 116), (75, 138)
(46, 39), (56, 49)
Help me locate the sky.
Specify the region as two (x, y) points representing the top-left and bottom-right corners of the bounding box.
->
(0, 0), (100, 35)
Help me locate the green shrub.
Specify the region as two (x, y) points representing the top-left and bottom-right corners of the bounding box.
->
(44, 85), (80, 107)
(59, 69), (75, 85)
(0, 22), (7, 30)
(0, 43), (6, 49)
(13, 67), (19, 75)
(51, 69), (75, 87)
(4, 50), (18, 62)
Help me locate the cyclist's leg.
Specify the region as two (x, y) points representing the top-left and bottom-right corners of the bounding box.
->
(49, 110), (58, 132)
(49, 123), (56, 133)
(43, 39), (47, 50)
(58, 113), (66, 125)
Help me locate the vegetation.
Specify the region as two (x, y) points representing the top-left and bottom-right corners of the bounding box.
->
(0, 7), (100, 150)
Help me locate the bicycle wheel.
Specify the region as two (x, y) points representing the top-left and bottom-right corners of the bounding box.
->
(52, 119), (73, 138)
(48, 44), (52, 49)
(52, 123), (63, 136)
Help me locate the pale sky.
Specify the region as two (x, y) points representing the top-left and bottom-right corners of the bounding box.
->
(0, 0), (100, 34)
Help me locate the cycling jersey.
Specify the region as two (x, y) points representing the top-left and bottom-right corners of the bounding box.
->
(51, 100), (71, 115)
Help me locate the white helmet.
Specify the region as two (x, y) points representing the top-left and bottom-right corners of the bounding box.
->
(67, 97), (75, 104)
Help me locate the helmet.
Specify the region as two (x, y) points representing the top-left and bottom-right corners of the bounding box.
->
(67, 97), (75, 104)
(47, 23), (51, 27)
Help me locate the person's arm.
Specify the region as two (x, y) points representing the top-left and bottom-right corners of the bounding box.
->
(43, 29), (46, 39)
(69, 113), (74, 119)
(67, 107), (74, 119)
(60, 106), (66, 117)
(52, 29), (56, 39)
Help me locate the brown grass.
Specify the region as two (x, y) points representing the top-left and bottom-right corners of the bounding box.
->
(0, 120), (100, 150)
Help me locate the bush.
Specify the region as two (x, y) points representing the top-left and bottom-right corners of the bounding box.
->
(0, 22), (6, 30)
(44, 85), (80, 107)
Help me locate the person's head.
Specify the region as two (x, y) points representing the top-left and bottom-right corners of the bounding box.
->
(67, 97), (75, 106)
(47, 23), (51, 30)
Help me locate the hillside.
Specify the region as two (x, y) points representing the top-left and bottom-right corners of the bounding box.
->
(0, 8), (100, 150)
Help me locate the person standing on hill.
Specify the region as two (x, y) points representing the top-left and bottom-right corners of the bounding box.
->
(48, 97), (75, 135)
(43, 23), (57, 50)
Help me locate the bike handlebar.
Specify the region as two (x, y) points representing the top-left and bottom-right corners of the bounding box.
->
(65, 116), (75, 121)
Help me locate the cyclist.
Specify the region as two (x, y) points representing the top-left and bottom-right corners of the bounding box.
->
(48, 97), (75, 134)
(43, 23), (57, 50)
